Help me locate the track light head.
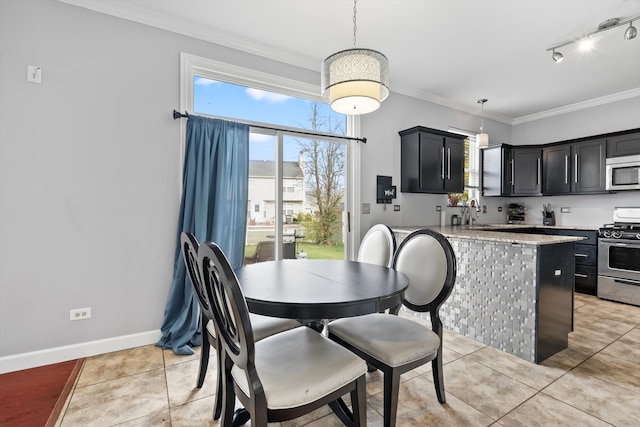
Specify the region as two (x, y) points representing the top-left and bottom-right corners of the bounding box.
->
(625, 22), (637, 40)
(552, 49), (564, 63)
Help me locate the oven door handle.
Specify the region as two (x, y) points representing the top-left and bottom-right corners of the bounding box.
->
(614, 278), (640, 286)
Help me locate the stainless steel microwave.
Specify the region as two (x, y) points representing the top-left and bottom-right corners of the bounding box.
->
(606, 154), (640, 191)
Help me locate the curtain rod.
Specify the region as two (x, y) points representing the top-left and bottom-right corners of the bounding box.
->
(172, 110), (366, 144)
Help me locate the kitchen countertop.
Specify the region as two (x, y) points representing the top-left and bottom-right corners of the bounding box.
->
(391, 225), (589, 245)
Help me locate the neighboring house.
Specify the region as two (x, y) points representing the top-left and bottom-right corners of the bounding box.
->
(248, 160), (305, 225)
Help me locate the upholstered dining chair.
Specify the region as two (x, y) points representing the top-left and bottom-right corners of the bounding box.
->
(198, 241), (368, 427)
(328, 228), (457, 427)
(357, 223), (396, 268)
(180, 232), (299, 420)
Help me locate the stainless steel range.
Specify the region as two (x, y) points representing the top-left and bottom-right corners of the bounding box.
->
(598, 207), (640, 306)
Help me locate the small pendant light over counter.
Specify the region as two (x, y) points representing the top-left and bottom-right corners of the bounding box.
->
(321, 0), (389, 115)
(478, 99), (489, 149)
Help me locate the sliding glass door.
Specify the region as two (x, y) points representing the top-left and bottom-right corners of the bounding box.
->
(184, 57), (353, 262)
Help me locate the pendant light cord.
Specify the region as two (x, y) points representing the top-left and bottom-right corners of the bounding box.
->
(353, 0), (358, 47)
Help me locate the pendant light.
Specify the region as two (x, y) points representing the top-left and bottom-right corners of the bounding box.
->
(321, 0), (389, 115)
(477, 99), (489, 149)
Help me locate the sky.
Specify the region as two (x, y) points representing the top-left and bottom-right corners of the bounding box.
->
(193, 77), (346, 161)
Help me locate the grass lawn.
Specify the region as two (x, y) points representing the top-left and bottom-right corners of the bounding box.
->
(244, 242), (344, 260)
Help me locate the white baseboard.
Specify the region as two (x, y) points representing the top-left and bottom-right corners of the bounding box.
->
(0, 330), (162, 374)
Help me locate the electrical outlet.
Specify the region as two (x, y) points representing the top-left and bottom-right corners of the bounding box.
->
(70, 307), (91, 321)
(498, 206), (503, 212)
(560, 207), (571, 213)
(436, 205), (442, 212)
(482, 205), (487, 213)
(394, 205), (400, 211)
(362, 203), (370, 214)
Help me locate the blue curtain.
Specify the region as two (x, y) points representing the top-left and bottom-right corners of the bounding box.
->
(156, 116), (249, 355)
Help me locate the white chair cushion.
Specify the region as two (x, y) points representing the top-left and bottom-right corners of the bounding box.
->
(206, 315), (298, 343)
(396, 235), (447, 306)
(250, 314), (299, 342)
(328, 313), (440, 367)
(358, 230), (392, 266)
(231, 327), (367, 410)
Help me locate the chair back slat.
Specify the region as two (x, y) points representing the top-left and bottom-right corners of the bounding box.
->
(393, 229), (456, 313)
(181, 232), (216, 322)
(198, 241), (255, 370)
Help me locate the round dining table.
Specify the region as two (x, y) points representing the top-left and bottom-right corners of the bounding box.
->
(235, 259), (409, 323)
(232, 258), (409, 427)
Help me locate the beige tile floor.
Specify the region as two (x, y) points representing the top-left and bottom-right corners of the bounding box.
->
(57, 293), (640, 427)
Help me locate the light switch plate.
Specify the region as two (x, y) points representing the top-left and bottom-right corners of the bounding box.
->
(561, 207), (571, 213)
(362, 203), (370, 214)
(27, 65), (41, 83)
(394, 205), (400, 211)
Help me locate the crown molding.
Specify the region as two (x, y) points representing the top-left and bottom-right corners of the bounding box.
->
(512, 87), (640, 125)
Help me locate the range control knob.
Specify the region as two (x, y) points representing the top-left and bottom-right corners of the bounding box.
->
(602, 230), (612, 238)
(612, 230), (623, 239)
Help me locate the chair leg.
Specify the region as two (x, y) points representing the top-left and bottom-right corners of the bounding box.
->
(351, 375), (367, 427)
(432, 348), (446, 404)
(220, 357), (236, 427)
(213, 340), (223, 419)
(197, 332), (210, 388)
(431, 313), (446, 404)
(383, 369), (401, 427)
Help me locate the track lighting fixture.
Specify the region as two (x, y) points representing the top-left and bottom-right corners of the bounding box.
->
(625, 21), (637, 40)
(547, 14), (640, 62)
(552, 49), (564, 63)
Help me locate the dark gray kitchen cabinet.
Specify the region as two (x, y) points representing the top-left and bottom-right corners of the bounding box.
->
(481, 145), (512, 196)
(543, 139), (606, 195)
(399, 126), (465, 194)
(511, 147), (542, 195)
(481, 145), (541, 196)
(607, 131), (640, 157)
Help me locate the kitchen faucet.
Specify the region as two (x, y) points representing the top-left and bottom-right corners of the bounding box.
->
(462, 198), (479, 225)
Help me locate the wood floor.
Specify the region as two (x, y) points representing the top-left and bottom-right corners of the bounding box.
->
(0, 359), (84, 427)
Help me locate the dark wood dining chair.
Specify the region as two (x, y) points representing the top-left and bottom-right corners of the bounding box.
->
(328, 228), (457, 427)
(357, 223), (396, 268)
(198, 241), (368, 427)
(180, 232), (299, 420)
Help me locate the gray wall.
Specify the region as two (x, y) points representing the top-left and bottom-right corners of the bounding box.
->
(1, 0), (638, 369)
(0, 0), (316, 367)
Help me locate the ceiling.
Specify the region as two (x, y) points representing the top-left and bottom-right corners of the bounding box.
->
(60, 0), (640, 124)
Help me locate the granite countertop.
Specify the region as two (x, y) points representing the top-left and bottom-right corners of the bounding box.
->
(391, 225), (588, 245)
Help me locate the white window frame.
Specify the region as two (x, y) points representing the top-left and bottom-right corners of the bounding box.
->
(179, 53), (361, 259)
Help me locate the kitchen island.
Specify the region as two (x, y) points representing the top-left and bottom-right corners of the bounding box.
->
(392, 225), (585, 363)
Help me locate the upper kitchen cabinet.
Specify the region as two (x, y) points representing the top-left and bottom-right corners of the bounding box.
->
(481, 145), (512, 197)
(543, 139), (606, 195)
(511, 147), (542, 196)
(607, 131), (640, 157)
(399, 126), (465, 194)
(481, 145), (541, 196)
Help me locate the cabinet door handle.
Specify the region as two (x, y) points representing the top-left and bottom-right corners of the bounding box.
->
(575, 273), (589, 278)
(511, 160), (515, 190)
(575, 253), (588, 258)
(441, 147), (445, 179)
(537, 158), (541, 185)
(575, 154), (579, 183)
(447, 147), (451, 180)
(564, 155), (568, 184)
